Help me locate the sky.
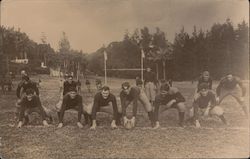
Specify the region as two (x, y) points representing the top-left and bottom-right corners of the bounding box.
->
(1, 0), (249, 53)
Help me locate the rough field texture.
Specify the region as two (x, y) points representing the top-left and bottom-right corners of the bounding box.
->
(0, 75), (249, 159)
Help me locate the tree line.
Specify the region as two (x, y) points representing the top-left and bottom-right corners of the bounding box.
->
(88, 18), (248, 80)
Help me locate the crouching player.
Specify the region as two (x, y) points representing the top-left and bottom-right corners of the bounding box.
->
(154, 83), (186, 128)
(87, 86), (122, 130)
(193, 83), (227, 128)
(216, 73), (248, 116)
(17, 89), (49, 128)
(57, 87), (84, 128)
(120, 82), (155, 128)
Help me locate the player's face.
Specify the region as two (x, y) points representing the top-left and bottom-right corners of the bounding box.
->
(203, 74), (209, 81)
(226, 74), (233, 81)
(27, 94), (34, 101)
(69, 91), (77, 99)
(146, 68), (151, 72)
(200, 89), (208, 96)
(123, 87), (131, 95)
(68, 77), (73, 83)
(101, 90), (110, 99)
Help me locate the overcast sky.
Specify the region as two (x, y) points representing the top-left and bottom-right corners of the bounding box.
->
(1, 0), (249, 53)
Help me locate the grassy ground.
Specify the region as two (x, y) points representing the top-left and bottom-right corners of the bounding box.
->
(0, 75), (249, 159)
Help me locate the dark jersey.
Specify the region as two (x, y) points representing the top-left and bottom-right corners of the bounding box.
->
(197, 77), (212, 92)
(18, 95), (45, 121)
(59, 94), (83, 123)
(155, 87), (185, 105)
(194, 91), (216, 109)
(63, 81), (77, 95)
(120, 86), (141, 116)
(16, 81), (39, 98)
(216, 76), (246, 96)
(92, 92), (118, 120)
(144, 71), (157, 84)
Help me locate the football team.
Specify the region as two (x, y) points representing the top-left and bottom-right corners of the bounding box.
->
(15, 69), (248, 129)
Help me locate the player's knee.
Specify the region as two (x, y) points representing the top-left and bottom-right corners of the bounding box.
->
(177, 102), (186, 112)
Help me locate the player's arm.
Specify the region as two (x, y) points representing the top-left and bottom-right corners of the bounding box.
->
(17, 100), (25, 128)
(58, 97), (67, 123)
(16, 84), (22, 98)
(120, 92), (129, 117)
(77, 96), (83, 122)
(237, 78), (246, 97)
(111, 95), (118, 128)
(90, 95), (99, 129)
(33, 83), (39, 96)
(132, 93), (139, 117)
(175, 91), (185, 103)
(216, 80), (223, 97)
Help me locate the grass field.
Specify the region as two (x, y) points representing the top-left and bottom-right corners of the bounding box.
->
(0, 75), (249, 159)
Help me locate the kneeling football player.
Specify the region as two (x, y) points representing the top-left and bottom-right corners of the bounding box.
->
(120, 82), (155, 128)
(17, 89), (49, 128)
(88, 86), (122, 130)
(193, 83), (227, 128)
(57, 87), (84, 128)
(154, 83), (186, 128)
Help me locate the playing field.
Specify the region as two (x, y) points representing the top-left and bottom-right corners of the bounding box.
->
(0, 75), (249, 159)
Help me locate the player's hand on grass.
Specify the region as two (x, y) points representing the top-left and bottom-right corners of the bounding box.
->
(17, 121), (22, 128)
(131, 116), (135, 127)
(195, 120), (201, 128)
(77, 122), (84, 128)
(57, 122), (63, 128)
(111, 120), (118, 129)
(43, 120), (49, 127)
(90, 120), (97, 130)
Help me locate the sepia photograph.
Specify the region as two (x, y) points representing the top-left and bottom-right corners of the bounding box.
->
(0, 0), (249, 158)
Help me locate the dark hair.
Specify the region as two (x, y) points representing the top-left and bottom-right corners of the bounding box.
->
(198, 83), (209, 90)
(122, 82), (130, 89)
(160, 83), (170, 91)
(26, 88), (34, 95)
(102, 86), (110, 91)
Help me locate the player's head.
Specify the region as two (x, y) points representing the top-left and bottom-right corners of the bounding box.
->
(199, 83), (209, 96)
(101, 86), (110, 99)
(160, 83), (170, 95)
(202, 71), (210, 81)
(226, 72), (233, 81)
(26, 88), (35, 101)
(21, 70), (27, 76)
(67, 75), (73, 83)
(96, 79), (102, 90)
(146, 67), (151, 72)
(122, 82), (131, 95)
(68, 87), (77, 99)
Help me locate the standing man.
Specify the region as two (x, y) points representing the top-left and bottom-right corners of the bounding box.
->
(144, 68), (158, 105)
(154, 83), (186, 128)
(216, 73), (248, 116)
(120, 82), (155, 128)
(87, 86), (122, 130)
